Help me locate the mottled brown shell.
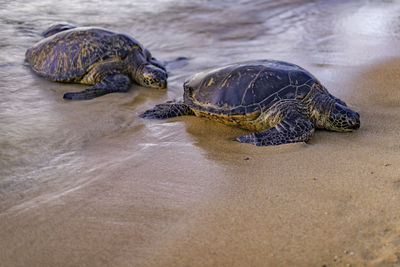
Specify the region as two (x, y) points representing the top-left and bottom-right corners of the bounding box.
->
(183, 60), (319, 115)
(25, 27), (143, 82)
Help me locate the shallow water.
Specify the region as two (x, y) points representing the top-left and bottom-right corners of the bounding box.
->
(1, 0), (400, 265)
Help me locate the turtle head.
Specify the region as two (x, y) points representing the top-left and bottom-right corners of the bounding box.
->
(325, 103), (360, 132)
(308, 85), (360, 132)
(134, 64), (167, 89)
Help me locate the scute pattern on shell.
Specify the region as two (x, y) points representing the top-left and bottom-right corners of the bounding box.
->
(25, 27), (142, 82)
(184, 60), (319, 115)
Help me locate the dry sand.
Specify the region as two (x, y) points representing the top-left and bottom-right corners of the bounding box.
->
(1, 58), (400, 266)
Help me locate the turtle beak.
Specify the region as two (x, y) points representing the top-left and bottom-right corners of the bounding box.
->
(156, 77), (167, 89)
(160, 79), (167, 89)
(346, 111), (360, 130)
(156, 71), (167, 89)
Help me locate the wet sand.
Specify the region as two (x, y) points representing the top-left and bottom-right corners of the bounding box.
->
(1, 58), (400, 266)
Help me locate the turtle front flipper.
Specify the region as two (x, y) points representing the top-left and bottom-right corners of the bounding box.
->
(140, 101), (194, 119)
(63, 74), (130, 100)
(42, 24), (77, 38)
(237, 116), (314, 146)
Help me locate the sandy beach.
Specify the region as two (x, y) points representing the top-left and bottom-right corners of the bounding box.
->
(2, 58), (400, 266)
(1, 1), (400, 266)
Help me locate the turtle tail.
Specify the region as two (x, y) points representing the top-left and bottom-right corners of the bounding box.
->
(140, 101), (194, 119)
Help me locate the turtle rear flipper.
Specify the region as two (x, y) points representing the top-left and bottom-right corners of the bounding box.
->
(237, 116), (314, 146)
(63, 74), (130, 100)
(42, 24), (77, 38)
(140, 102), (194, 119)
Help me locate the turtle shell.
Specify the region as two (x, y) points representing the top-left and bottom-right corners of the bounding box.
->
(25, 27), (143, 82)
(183, 60), (319, 115)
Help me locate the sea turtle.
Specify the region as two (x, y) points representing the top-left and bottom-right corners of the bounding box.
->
(25, 24), (168, 100)
(140, 60), (360, 146)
